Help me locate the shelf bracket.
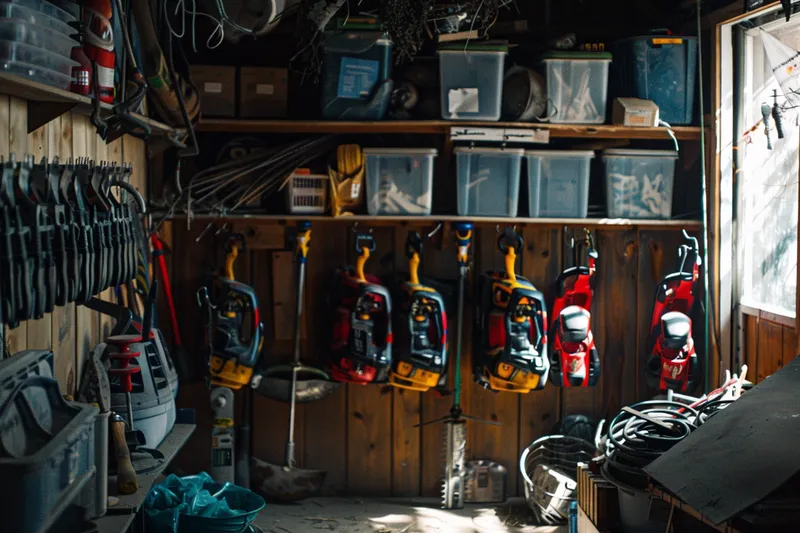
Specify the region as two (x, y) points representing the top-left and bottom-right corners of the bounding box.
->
(27, 101), (78, 133)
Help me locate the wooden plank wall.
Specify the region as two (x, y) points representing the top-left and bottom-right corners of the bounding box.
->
(166, 221), (704, 496)
(0, 95), (148, 396)
(743, 315), (797, 384)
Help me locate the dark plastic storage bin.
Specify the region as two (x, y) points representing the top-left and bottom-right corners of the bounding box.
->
(525, 150), (594, 218)
(612, 36), (697, 125)
(321, 31), (392, 120)
(0, 350), (99, 533)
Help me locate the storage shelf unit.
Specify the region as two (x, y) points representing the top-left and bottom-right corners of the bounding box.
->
(0, 73), (180, 140)
(195, 118), (703, 140)
(158, 213), (702, 229)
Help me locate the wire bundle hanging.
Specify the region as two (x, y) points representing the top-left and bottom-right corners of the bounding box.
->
(178, 135), (340, 215)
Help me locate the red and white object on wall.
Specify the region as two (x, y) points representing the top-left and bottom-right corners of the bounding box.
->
(82, 0), (114, 104)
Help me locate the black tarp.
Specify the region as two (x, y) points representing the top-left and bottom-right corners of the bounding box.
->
(645, 355), (800, 524)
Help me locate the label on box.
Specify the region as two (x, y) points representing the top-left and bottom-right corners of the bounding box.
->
(626, 109), (651, 126)
(256, 83), (275, 96)
(351, 182), (361, 199)
(204, 81), (223, 94)
(652, 38), (682, 45)
(337, 57), (380, 100)
(448, 88), (479, 114)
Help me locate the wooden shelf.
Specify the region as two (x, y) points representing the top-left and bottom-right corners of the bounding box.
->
(0, 73), (180, 140)
(195, 118), (703, 140)
(85, 423), (196, 533)
(157, 212), (703, 230)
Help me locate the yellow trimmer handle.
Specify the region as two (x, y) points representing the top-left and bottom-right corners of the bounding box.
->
(224, 244), (239, 281)
(504, 246), (517, 284)
(409, 252), (420, 285)
(355, 246), (370, 282)
(296, 221), (312, 263)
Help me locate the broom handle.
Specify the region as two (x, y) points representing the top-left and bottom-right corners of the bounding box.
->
(453, 223), (473, 409)
(287, 223), (311, 467)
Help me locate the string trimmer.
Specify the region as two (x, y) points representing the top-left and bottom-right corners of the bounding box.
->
(389, 231), (448, 392)
(474, 227), (549, 393)
(416, 223), (500, 510)
(251, 222), (327, 502)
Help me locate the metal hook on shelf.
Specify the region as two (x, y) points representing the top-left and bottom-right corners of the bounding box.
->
(428, 222), (443, 238)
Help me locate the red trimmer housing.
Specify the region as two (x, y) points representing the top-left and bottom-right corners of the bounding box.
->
(645, 233), (702, 392)
(549, 232), (600, 387)
(329, 267), (393, 385)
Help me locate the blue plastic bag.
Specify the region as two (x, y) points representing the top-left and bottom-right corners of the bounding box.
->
(145, 472), (265, 533)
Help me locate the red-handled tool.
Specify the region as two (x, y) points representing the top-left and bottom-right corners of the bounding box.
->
(106, 334), (142, 430)
(151, 234), (194, 383)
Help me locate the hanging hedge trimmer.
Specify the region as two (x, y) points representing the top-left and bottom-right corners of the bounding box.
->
(416, 223), (499, 510)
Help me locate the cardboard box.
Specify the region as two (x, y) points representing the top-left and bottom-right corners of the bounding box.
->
(239, 67), (288, 118)
(191, 65), (236, 117)
(612, 97), (659, 127)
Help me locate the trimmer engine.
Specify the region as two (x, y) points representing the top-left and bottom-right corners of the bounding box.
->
(475, 228), (549, 393)
(646, 231), (701, 392)
(330, 233), (392, 384)
(390, 232), (448, 392)
(549, 230), (600, 388)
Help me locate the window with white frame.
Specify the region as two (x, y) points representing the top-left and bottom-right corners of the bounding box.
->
(737, 20), (799, 318)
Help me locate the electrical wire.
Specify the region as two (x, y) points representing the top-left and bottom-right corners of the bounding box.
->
(696, 0), (712, 394)
(164, 0), (226, 51)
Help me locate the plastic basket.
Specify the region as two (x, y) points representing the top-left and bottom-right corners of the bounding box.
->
(286, 171), (328, 214)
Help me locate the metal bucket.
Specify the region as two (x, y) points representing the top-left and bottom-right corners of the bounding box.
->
(519, 435), (595, 524)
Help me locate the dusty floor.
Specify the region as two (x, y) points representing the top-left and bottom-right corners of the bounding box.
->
(253, 497), (568, 533)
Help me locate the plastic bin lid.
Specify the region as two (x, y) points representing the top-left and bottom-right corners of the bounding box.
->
(618, 35), (698, 43)
(602, 148), (679, 158)
(525, 150), (595, 158)
(439, 42), (508, 53)
(363, 148), (438, 156)
(542, 50), (612, 60)
(454, 147), (525, 155)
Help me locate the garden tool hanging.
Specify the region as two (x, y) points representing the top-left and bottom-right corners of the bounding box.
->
(645, 231), (701, 392)
(251, 221), (327, 502)
(389, 230), (448, 392)
(329, 228), (392, 384)
(549, 229), (601, 388)
(197, 234), (263, 483)
(415, 223), (500, 510)
(474, 227), (549, 393)
(255, 222), (340, 403)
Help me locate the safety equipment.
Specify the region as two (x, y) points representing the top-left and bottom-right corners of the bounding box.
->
(329, 231), (392, 384)
(645, 231), (701, 392)
(475, 228), (549, 393)
(389, 231), (448, 392)
(549, 230), (600, 388)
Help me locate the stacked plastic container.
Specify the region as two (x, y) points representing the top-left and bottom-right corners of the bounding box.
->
(0, 0), (79, 89)
(525, 151), (594, 218)
(439, 44), (508, 121)
(542, 51), (612, 124)
(455, 147), (524, 217)
(602, 149), (678, 219)
(365, 148), (437, 215)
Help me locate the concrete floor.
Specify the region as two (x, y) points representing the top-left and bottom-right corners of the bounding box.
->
(253, 497), (568, 533)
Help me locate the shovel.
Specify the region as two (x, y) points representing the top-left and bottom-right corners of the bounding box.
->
(251, 221), (327, 502)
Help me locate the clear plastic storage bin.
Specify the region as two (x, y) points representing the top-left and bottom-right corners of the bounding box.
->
(7, 0), (76, 23)
(439, 45), (507, 121)
(455, 147), (524, 217)
(0, 40), (77, 75)
(365, 148), (437, 216)
(525, 150), (594, 218)
(542, 51), (612, 124)
(0, 20), (78, 56)
(0, 2), (74, 35)
(602, 149), (678, 219)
